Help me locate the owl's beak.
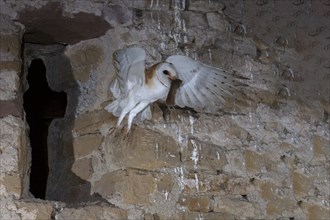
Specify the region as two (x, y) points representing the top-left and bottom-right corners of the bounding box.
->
(169, 75), (177, 80)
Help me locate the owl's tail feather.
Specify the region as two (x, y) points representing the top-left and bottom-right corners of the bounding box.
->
(105, 99), (152, 122)
(136, 106), (152, 121)
(105, 99), (124, 117)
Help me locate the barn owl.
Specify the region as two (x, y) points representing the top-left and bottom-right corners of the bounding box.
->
(105, 47), (246, 133)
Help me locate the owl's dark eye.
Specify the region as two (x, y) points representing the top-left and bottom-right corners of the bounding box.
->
(163, 70), (170, 75)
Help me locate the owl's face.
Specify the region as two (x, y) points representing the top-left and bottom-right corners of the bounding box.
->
(156, 62), (177, 87)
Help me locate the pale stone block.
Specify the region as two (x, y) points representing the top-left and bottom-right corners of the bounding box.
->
(213, 197), (255, 218)
(56, 206), (127, 220)
(206, 12), (229, 32)
(124, 127), (181, 170)
(0, 70), (19, 100)
(93, 170), (127, 198)
(0, 173), (22, 198)
(179, 195), (212, 213)
(73, 133), (101, 158)
(124, 170), (156, 206)
(66, 45), (103, 82)
(0, 34), (20, 61)
(16, 202), (54, 220)
(71, 158), (93, 180)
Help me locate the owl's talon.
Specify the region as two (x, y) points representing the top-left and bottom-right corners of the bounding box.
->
(125, 128), (130, 136)
(108, 126), (115, 136)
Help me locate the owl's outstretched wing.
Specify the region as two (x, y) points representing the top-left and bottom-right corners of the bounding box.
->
(166, 55), (247, 113)
(110, 47), (146, 99)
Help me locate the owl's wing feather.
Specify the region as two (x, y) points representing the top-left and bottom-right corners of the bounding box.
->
(166, 55), (246, 112)
(110, 47), (146, 98)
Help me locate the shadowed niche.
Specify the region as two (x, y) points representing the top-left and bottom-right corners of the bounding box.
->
(18, 2), (110, 45)
(23, 59), (67, 199)
(23, 45), (106, 204)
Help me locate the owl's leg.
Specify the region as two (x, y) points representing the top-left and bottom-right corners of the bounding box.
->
(117, 99), (138, 127)
(127, 101), (149, 132)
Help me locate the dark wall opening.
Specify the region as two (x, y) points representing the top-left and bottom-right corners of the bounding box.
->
(23, 59), (67, 199)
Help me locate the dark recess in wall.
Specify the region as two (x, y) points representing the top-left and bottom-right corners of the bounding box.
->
(23, 59), (67, 199)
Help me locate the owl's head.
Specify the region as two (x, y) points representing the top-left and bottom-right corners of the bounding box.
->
(155, 62), (177, 87)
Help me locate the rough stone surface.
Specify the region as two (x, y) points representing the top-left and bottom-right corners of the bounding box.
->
(124, 170), (156, 206)
(0, 99), (23, 118)
(213, 197), (255, 218)
(206, 12), (229, 32)
(0, 34), (21, 61)
(0, 70), (20, 100)
(16, 202), (53, 220)
(56, 205), (128, 220)
(0, 116), (28, 198)
(73, 133), (102, 158)
(66, 44), (104, 82)
(180, 195), (212, 213)
(71, 157), (94, 180)
(0, 0), (329, 219)
(0, 174), (22, 198)
(93, 170), (127, 198)
(124, 127), (181, 170)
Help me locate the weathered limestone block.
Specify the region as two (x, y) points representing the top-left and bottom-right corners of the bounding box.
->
(94, 170), (175, 207)
(71, 157), (94, 180)
(1, 200), (35, 219)
(205, 174), (232, 193)
(206, 12), (229, 32)
(0, 173), (22, 198)
(213, 197), (256, 218)
(182, 11), (208, 29)
(124, 169), (156, 206)
(0, 60), (22, 73)
(232, 37), (257, 57)
(292, 171), (314, 198)
(93, 170), (127, 198)
(16, 202), (54, 220)
(223, 150), (247, 177)
(0, 34), (20, 61)
(71, 158), (93, 180)
(246, 149), (283, 175)
(182, 211), (236, 220)
(188, 0), (225, 12)
(181, 138), (227, 172)
(56, 205), (128, 220)
(221, 177), (250, 196)
(73, 109), (116, 135)
(265, 196), (296, 217)
(124, 127), (181, 170)
(0, 70), (20, 100)
(179, 195), (213, 213)
(73, 133), (102, 158)
(305, 203), (330, 220)
(156, 173), (173, 193)
(0, 117), (28, 184)
(66, 44), (104, 82)
(131, 0), (151, 10)
(0, 99), (23, 118)
(257, 179), (298, 217)
(136, 9), (173, 31)
(312, 134), (330, 161)
(192, 115), (249, 149)
(257, 180), (278, 202)
(103, 4), (132, 27)
(180, 172), (250, 199)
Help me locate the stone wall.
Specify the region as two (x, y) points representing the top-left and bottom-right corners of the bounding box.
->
(0, 0), (329, 219)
